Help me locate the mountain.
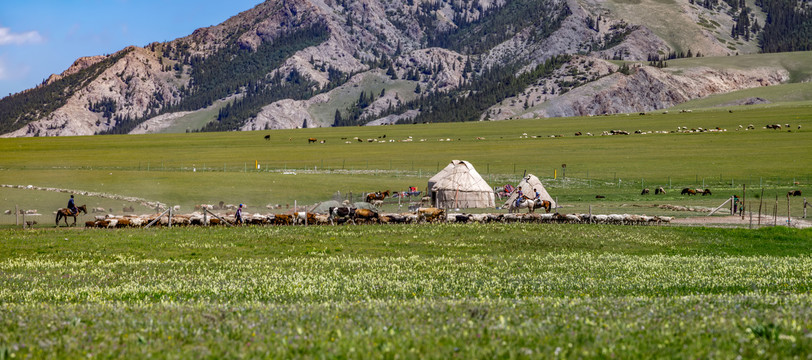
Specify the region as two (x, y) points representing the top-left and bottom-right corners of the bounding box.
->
(1, 0), (811, 137)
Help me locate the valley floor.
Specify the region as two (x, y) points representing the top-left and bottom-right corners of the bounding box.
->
(1, 225), (809, 358)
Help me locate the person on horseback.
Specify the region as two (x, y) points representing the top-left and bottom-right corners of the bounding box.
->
(515, 188), (524, 208)
(67, 195), (78, 215)
(533, 188), (541, 201)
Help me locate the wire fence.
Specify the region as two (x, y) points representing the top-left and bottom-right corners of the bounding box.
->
(2, 160), (810, 190)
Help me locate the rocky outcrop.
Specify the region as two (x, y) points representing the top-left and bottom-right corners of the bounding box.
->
(366, 110), (419, 126)
(3, 47), (185, 137)
(43, 55), (107, 86)
(532, 64), (789, 117)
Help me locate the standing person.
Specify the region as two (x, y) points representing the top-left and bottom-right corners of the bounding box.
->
(733, 195), (739, 215)
(235, 204), (244, 225)
(67, 195), (78, 215)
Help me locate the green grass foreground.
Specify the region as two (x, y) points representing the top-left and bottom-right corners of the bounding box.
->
(1, 225), (810, 358)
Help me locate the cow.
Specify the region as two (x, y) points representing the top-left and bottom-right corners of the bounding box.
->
(269, 214), (294, 225)
(295, 212), (317, 225)
(308, 138), (317, 143)
(417, 207), (445, 223)
(788, 190), (802, 197)
(655, 187), (666, 195)
(354, 209), (379, 224)
(701, 189), (712, 196)
(641, 188), (650, 195)
(264, 134), (271, 140)
(681, 188), (697, 196)
(329, 206), (355, 225)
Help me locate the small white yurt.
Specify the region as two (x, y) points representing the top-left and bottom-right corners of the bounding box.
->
(502, 174), (556, 208)
(427, 160), (495, 208)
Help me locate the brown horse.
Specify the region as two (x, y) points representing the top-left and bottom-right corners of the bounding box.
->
(365, 190), (390, 203)
(55, 205), (87, 227)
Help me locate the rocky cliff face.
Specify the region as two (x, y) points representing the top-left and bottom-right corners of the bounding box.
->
(0, 0), (792, 137)
(486, 57), (789, 119)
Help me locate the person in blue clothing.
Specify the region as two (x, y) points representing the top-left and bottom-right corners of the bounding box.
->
(67, 195), (78, 215)
(235, 204), (244, 225)
(515, 188), (525, 208)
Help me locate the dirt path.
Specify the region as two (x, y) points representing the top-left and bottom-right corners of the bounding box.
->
(671, 215), (811, 229)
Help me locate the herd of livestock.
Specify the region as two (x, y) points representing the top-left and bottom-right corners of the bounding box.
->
(82, 206), (674, 228)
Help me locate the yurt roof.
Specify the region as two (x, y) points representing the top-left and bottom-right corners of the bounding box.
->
(429, 160), (493, 193)
(502, 174), (556, 208)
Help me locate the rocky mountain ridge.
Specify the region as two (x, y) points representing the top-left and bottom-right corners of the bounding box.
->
(0, 0), (805, 137)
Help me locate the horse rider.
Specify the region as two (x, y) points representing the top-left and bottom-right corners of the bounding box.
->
(515, 188), (525, 208)
(67, 195), (78, 215)
(235, 204), (244, 225)
(533, 188), (541, 201)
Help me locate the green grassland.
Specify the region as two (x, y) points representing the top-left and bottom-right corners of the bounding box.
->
(665, 51), (812, 83)
(0, 225), (809, 358)
(308, 71), (420, 125)
(1, 103), (810, 222)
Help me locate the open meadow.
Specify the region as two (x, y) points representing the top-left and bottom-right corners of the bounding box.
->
(1, 225), (810, 358)
(1, 104), (810, 224)
(1, 104), (811, 358)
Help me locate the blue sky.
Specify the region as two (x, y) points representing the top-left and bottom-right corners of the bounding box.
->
(0, 0), (262, 98)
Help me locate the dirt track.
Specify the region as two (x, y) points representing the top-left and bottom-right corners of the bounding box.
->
(672, 215), (811, 229)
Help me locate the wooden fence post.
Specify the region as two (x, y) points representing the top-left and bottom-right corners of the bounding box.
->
(804, 197), (808, 219)
(15, 204), (18, 226)
(741, 184), (746, 220)
(773, 196), (778, 226)
(787, 194), (791, 227)
(758, 189), (764, 225)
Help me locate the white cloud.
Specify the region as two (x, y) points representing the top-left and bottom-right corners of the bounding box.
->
(0, 57), (6, 80)
(0, 27), (44, 45)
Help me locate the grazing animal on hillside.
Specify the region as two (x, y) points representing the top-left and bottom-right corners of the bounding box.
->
(308, 137), (317, 143)
(55, 205), (87, 227)
(92, 207), (106, 213)
(701, 189), (712, 196)
(681, 188), (697, 196)
(371, 200), (384, 208)
(123, 205), (135, 213)
(264, 134), (271, 140)
(641, 188), (650, 195)
(595, 195), (606, 199)
(365, 190), (390, 203)
(788, 190), (802, 197)
(655, 187), (666, 195)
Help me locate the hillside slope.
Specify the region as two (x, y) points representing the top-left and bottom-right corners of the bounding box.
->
(0, 0), (810, 137)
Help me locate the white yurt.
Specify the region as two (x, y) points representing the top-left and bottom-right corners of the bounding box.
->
(427, 160), (495, 208)
(502, 174), (556, 208)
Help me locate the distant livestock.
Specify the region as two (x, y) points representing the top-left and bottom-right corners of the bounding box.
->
(788, 190), (802, 197)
